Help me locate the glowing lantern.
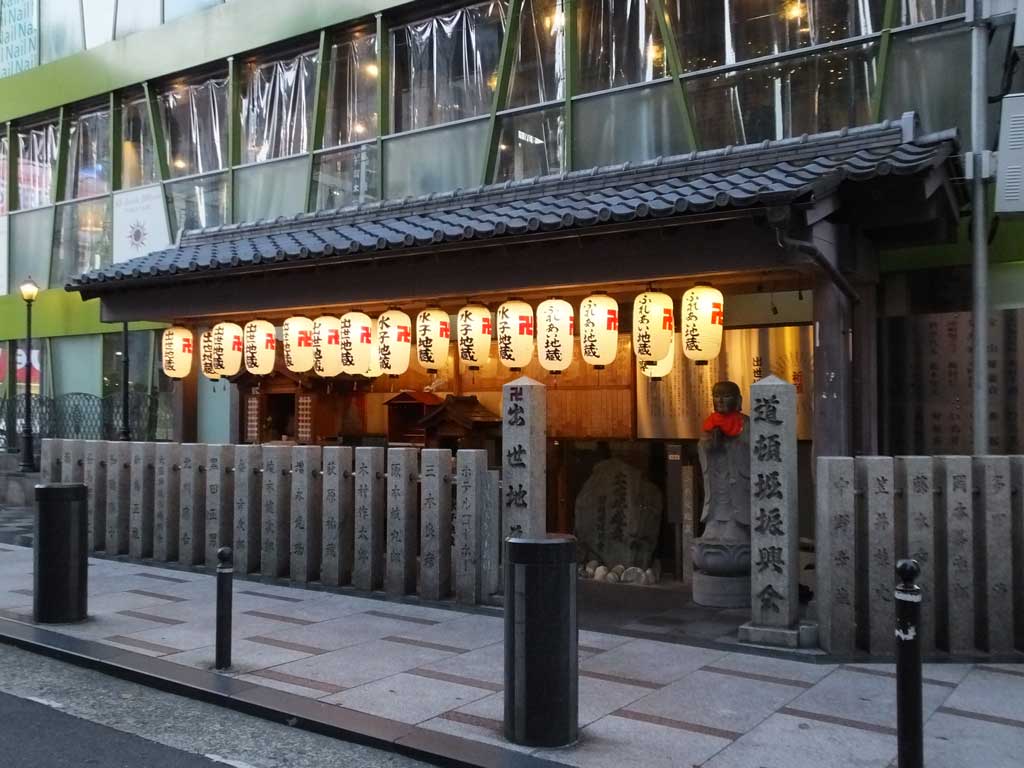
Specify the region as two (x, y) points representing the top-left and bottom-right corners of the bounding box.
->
(199, 330), (219, 380)
(312, 315), (343, 377)
(640, 331), (675, 380)
(537, 298), (574, 373)
(341, 311), (373, 375)
(282, 316), (315, 372)
(377, 308), (412, 376)
(243, 320), (276, 375)
(632, 291), (674, 362)
(579, 294), (619, 369)
(457, 303), (492, 370)
(364, 320), (384, 378)
(681, 284), (725, 365)
(416, 308), (450, 373)
(211, 322), (243, 377)
(161, 327), (193, 379)
(496, 299), (534, 370)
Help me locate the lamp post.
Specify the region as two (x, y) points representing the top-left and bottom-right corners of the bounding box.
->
(18, 277), (39, 473)
(119, 321), (130, 441)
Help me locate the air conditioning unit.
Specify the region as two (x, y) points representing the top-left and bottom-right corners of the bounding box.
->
(996, 94), (1024, 214)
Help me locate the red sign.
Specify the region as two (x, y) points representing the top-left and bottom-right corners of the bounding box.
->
(711, 302), (724, 325)
(397, 326), (411, 343)
(326, 330), (340, 345)
(182, 338), (193, 353)
(518, 316), (534, 336)
(359, 326), (372, 344)
(606, 309), (619, 331)
(231, 335), (243, 352)
(482, 317), (492, 336)
(439, 320), (450, 339)
(297, 330), (313, 347)
(265, 334), (276, 350)
(662, 308), (674, 331)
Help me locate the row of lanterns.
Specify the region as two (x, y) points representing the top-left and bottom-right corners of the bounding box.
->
(162, 287), (724, 381)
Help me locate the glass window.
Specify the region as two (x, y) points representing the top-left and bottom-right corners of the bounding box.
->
(0, 136), (8, 215)
(82, 0), (116, 48)
(115, 0), (160, 38)
(122, 95), (159, 189)
(493, 105), (564, 182)
(508, 0), (565, 108)
(166, 171), (229, 232)
(40, 0), (85, 64)
(391, 2), (506, 132)
(102, 330), (154, 398)
(9, 207), (54, 293)
(241, 48), (319, 164)
(16, 121), (59, 210)
(52, 335), (102, 396)
(65, 107), (111, 200)
(159, 74), (229, 178)
(51, 197), (111, 287)
(233, 156), (309, 222)
(574, 81), (691, 169)
(686, 42), (878, 147)
(0, 0), (40, 77)
(900, 0), (965, 25)
(577, 0), (669, 94)
(383, 118), (489, 198)
(323, 32), (379, 148)
(313, 143), (380, 210)
(165, 0), (223, 22)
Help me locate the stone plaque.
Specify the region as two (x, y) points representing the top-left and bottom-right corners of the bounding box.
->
(815, 456), (856, 654)
(1011, 456), (1024, 651)
(501, 377), (546, 538)
(856, 456), (895, 656)
(205, 445), (235, 568)
(83, 440), (107, 552)
(680, 465), (696, 586)
(895, 456), (936, 652)
(129, 442), (156, 560)
(40, 438), (62, 483)
(105, 441), (131, 555)
(456, 449), (486, 604)
(385, 447), (418, 596)
(60, 439), (85, 483)
(353, 447), (385, 591)
(290, 445), (323, 583)
(481, 468), (501, 601)
(419, 449), (452, 601)
(321, 446), (354, 587)
(975, 456), (1014, 653)
(153, 443), (180, 561)
(232, 445), (262, 576)
(260, 445), (292, 578)
(178, 444), (207, 566)
(938, 455), (974, 654)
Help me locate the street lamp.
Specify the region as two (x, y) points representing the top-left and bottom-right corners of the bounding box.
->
(18, 277), (39, 473)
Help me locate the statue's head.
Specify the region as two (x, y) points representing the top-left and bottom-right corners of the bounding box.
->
(712, 381), (742, 414)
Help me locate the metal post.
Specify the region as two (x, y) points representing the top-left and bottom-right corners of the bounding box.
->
(895, 559), (923, 768)
(119, 322), (131, 441)
(19, 298), (34, 472)
(215, 546), (233, 670)
(971, 14), (990, 455)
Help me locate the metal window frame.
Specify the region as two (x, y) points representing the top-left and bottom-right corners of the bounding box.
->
(481, 0), (524, 184)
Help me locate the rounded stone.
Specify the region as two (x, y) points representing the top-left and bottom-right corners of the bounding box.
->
(584, 565), (596, 578)
(692, 570), (751, 608)
(643, 568), (657, 585)
(622, 566), (644, 584)
(611, 564), (625, 576)
(586, 560), (600, 572)
(606, 572), (620, 583)
(594, 565), (609, 581)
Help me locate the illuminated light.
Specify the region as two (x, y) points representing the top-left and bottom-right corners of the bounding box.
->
(312, 315), (343, 377)
(680, 284), (725, 365)
(416, 308), (451, 374)
(161, 327), (193, 379)
(243, 320), (276, 375)
(353, 122), (367, 135)
(199, 330), (220, 380)
(537, 298), (574, 374)
(486, 71), (498, 91)
(172, 157), (188, 170)
(640, 330), (675, 380)
(365, 62), (379, 77)
(496, 299), (534, 370)
(341, 311), (373, 375)
(579, 293), (619, 368)
(377, 308), (412, 376)
(632, 291), (674, 362)
(211, 322), (244, 377)
(457, 303), (492, 370)
(545, 10), (564, 32)
(282, 316), (315, 372)
(783, 1), (806, 20)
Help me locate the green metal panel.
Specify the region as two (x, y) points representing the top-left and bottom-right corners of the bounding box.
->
(306, 29), (331, 211)
(375, 12), (389, 197)
(109, 91), (123, 192)
(143, 81), (171, 182)
(227, 55), (241, 223)
(871, 0), (900, 121)
(650, 0), (698, 150)
(481, 0), (523, 184)
(53, 106), (69, 204)
(4, 122), (16, 212)
(0, 289), (165, 341)
(563, 0), (577, 171)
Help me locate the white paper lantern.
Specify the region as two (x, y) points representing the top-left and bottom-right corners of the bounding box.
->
(282, 316), (315, 372)
(640, 331), (675, 380)
(537, 298), (574, 373)
(199, 330), (219, 380)
(243, 320), (276, 376)
(457, 303), (492, 370)
(496, 300), (534, 370)
(211, 322), (243, 377)
(364, 320), (384, 378)
(377, 309), (412, 376)
(312, 315), (343, 377)
(416, 308), (450, 373)
(681, 285), (725, 365)
(341, 311), (373, 375)
(579, 294), (619, 368)
(632, 291), (674, 362)
(161, 327), (193, 379)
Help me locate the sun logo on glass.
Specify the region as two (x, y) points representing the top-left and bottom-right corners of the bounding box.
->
(128, 220), (149, 251)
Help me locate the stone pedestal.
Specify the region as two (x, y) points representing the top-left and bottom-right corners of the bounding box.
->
(693, 572), (750, 608)
(813, 456), (856, 654)
(895, 456), (936, 653)
(290, 446), (322, 583)
(501, 377), (546, 538)
(178, 444), (207, 566)
(260, 446), (292, 579)
(40, 439), (62, 483)
(233, 445), (261, 575)
(83, 441), (107, 552)
(419, 449), (452, 601)
(386, 448), (418, 596)
(856, 456), (895, 656)
(60, 440), (85, 483)
(153, 443), (180, 561)
(353, 447), (385, 591)
(205, 445), (235, 569)
(975, 456), (1014, 654)
(129, 442), (155, 560)
(321, 446), (353, 586)
(105, 441), (131, 555)
(938, 456), (974, 654)
(456, 449), (486, 604)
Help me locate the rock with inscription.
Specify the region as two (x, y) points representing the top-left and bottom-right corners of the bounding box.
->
(455, 450), (486, 604)
(178, 444), (207, 566)
(385, 447), (418, 596)
(129, 442), (156, 560)
(815, 457), (856, 654)
(857, 456), (895, 656)
(83, 441), (108, 552)
(205, 445), (235, 569)
(40, 439), (62, 484)
(419, 449), (452, 601)
(481, 469), (502, 602)
(260, 445), (292, 578)
(233, 445), (262, 576)
(975, 456), (1013, 654)
(501, 377), (546, 538)
(153, 443), (179, 561)
(290, 446), (322, 583)
(321, 446), (353, 587)
(352, 447), (386, 591)
(60, 439), (85, 483)
(105, 441), (131, 555)
(939, 456), (974, 654)
(895, 456), (936, 653)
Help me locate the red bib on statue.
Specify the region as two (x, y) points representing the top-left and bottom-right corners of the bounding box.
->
(702, 411), (745, 437)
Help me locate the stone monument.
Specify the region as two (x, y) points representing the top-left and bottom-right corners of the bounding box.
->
(501, 377), (545, 538)
(692, 381), (751, 608)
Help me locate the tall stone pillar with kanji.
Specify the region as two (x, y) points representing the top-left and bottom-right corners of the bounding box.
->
(501, 377), (546, 538)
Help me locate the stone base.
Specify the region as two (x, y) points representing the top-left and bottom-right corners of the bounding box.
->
(738, 621), (819, 649)
(692, 571), (751, 608)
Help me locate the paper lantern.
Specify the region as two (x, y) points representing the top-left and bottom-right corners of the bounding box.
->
(161, 327), (193, 379)
(640, 331), (675, 380)
(416, 308), (450, 373)
(364, 320), (384, 378)
(341, 311), (373, 375)
(496, 300), (534, 370)
(632, 291), (674, 362)
(199, 330), (219, 380)
(312, 315), (343, 377)
(457, 303), (492, 370)
(579, 294), (619, 369)
(537, 298), (573, 373)
(377, 308), (412, 376)
(681, 284), (725, 365)
(211, 322), (243, 377)
(282, 316), (315, 372)
(243, 320), (276, 375)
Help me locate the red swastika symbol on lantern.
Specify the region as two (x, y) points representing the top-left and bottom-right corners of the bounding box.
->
(607, 309), (619, 331)
(265, 334), (276, 350)
(519, 316), (534, 336)
(711, 302), (724, 325)
(297, 331), (312, 347)
(232, 336), (242, 352)
(326, 330), (339, 345)
(569, 316), (575, 335)
(182, 338), (193, 353)
(662, 308), (674, 330)
(482, 317), (492, 336)
(360, 326), (371, 344)
(397, 326), (411, 343)
(439, 321), (450, 339)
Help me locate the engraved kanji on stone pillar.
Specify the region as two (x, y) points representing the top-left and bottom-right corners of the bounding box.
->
(205, 445), (235, 568)
(40, 439), (62, 483)
(153, 443), (180, 561)
(502, 377), (546, 538)
(178, 444), (207, 566)
(61, 439), (85, 483)
(975, 456), (1014, 654)
(680, 465), (696, 587)
(386, 447), (419, 596)
(739, 376), (800, 648)
(815, 456), (856, 654)
(105, 441), (131, 555)
(481, 469), (501, 601)
(938, 455), (974, 654)
(260, 445), (292, 578)
(895, 456), (936, 653)
(1010, 456), (1024, 652)
(321, 446), (353, 587)
(353, 447), (386, 591)
(456, 449), (486, 604)
(83, 441), (107, 552)
(856, 456), (895, 655)
(290, 446), (323, 583)
(129, 442), (156, 559)
(419, 449), (452, 601)
(232, 445), (262, 576)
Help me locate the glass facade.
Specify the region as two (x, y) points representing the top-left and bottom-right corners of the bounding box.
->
(159, 74), (229, 178)
(241, 48), (318, 164)
(65, 105), (111, 199)
(493, 105), (565, 182)
(50, 196), (111, 287)
(122, 94), (159, 188)
(323, 32), (379, 148)
(16, 120), (58, 209)
(166, 171), (229, 232)
(313, 143), (379, 210)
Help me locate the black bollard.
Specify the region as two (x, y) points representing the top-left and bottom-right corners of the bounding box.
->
(34, 484), (89, 623)
(895, 559), (923, 768)
(215, 547), (233, 671)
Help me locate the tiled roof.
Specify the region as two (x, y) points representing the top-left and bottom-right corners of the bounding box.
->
(69, 114), (957, 293)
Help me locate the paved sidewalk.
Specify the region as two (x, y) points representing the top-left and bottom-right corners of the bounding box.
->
(1, 545), (1022, 768)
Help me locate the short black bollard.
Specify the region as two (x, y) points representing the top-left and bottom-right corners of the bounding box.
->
(215, 546), (233, 671)
(33, 484), (89, 623)
(895, 559), (923, 768)
(504, 536), (578, 748)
